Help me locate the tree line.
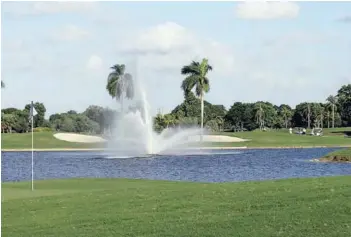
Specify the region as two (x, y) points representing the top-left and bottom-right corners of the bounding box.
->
(1, 60), (350, 134)
(153, 83), (351, 132)
(1, 104), (118, 134)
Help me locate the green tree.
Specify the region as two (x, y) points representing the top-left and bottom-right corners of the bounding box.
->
(279, 105), (293, 128)
(326, 95), (337, 128)
(337, 84), (351, 126)
(106, 64), (134, 112)
(24, 102), (46, 127)
(254, 103), (265, 130)
(84, 105), (105, 134)
(1, 113), (16, 133)
(181, 58), (212, 138)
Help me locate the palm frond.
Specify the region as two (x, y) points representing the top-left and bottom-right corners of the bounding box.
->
(202, 80), (210, 93)
(107, 72), (119, 83)
(181, 61), (201, 75)
(181, 75), (198, 95)
(195, 83), (203, 97)
(110, 64), (125, 75)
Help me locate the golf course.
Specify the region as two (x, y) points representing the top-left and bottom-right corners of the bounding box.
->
(2, 1), (351, 236)
(2, 127), (351, 150)
(2, 176), (351, 237)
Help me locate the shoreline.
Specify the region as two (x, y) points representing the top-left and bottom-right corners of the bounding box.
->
(2, 145), (351, 152)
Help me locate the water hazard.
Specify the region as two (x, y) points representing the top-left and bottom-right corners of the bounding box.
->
(2, 148), (350, 183)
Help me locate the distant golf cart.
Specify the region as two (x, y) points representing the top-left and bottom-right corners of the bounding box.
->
(294, 127), (306, 135)
(311, 128), (323, 136)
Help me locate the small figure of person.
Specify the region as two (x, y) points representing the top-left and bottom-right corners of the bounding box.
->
(289, 127), (292, 134)
(302, 128), (306, 135)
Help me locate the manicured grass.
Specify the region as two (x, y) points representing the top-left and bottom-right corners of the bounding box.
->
(1, 132), (101, 149)
(2, 176), (351, 237)
(212, 128), (351, 147)
(1, 128), (351, 150)
(320, 148), (351, 162)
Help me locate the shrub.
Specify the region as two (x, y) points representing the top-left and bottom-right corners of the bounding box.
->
(33, 127), (52, 132)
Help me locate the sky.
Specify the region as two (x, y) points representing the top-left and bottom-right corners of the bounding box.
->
(1, 1), (351, 117)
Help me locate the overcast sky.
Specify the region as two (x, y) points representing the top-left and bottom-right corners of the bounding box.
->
(1, 1), (351, 117)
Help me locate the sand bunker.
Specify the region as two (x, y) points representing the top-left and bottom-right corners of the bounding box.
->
(53, 133), (248, 143)
(188, 135), (249, 143)
(53, 133), (107, 143)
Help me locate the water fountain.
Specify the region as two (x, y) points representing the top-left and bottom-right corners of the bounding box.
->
(105, 67), (205, 158)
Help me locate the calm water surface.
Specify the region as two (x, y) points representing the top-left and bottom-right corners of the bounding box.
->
(2, 148), (350, 183)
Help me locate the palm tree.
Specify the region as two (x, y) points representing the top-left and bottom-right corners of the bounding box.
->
(303, 103), (312, 129)
(326, 95), (337, 128)
(255, 103), (265, 130)
(1, 80), (5, 88)
(180, 58), (212, 138)
(325, 110), (330, 128)
(281, 106), (292, 129)
(106, 64), (134, 112)
(164, 114), (175, 128)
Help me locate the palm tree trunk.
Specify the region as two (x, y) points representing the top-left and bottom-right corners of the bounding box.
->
(200, 91), (204, 141)
(332, 104), (335, 128)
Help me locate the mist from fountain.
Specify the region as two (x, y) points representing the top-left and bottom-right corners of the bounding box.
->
(105, 74), (205, 158)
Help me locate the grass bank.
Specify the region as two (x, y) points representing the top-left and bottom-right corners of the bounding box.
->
(1, 132), (102, 150)
(211, 128), (351, 148)
(320, 148), (351, 162)
(1, 128), (351, 150)
(2, 176), (351, 237)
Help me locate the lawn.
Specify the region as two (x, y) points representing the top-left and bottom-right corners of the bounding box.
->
(1, 128), (351, 150)
(1, 132), (101, 150)
(2, 176), (351, 237)
(211, 127), (351, 147)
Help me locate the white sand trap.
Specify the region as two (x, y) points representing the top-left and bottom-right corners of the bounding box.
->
(54, 133), (248, 144)
(188, 135), (249, 143)
(54, 133), (107, 143)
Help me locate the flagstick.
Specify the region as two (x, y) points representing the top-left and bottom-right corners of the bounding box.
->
(31, 108), (34, 191)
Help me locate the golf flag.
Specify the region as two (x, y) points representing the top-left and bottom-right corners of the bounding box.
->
(29, 101), (37, 122)
(29, 101), (37, 191)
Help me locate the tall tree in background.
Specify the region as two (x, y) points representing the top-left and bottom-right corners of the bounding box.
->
(181, 58), (212, 138)
(254, 103), (265, 130)
(326, 95), (337, 128)
(280, 106), (292, 128)
(336, 84), (351, 126)
(303, 103), (312, 129)
(106, 64), (134, 112)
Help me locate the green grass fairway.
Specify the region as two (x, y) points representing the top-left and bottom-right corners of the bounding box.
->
(1, 128), (351, 150)
(1, 132), (101, 149)
(2, 177), (351, 237)
(212, 128), (351, 147)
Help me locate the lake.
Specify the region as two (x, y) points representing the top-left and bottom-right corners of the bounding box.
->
(2, 148), (351, 183)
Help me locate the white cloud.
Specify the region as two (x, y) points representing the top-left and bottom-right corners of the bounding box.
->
(135, 22), (196, 53)
(51, 25), (90, 41)
(86, 55), (103, 70)
(120, 22), (237, 76)
(235, 2), (299, 19)
(117, 21), (349, 109)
